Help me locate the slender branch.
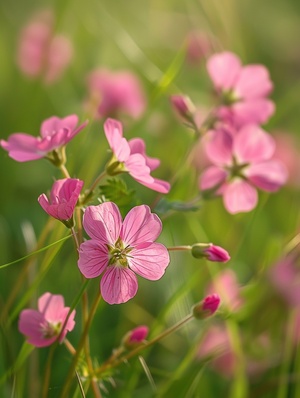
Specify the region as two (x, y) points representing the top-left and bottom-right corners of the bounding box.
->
(60, 293), (102, 398)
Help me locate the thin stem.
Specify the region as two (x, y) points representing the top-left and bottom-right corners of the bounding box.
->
(83, 171), (107, 202)
(60, 293), (102, 398)
(96, 313), (194, 376)
(59, 164), (71, 178)
(42, 345), (55, 398)
(64, 339), (76, 356)
(167, 245), (192, 251)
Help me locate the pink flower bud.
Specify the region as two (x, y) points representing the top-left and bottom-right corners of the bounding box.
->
(122, 325), (149, 348)
(193, 294), (221, 319)
(170, 95), (195, 121)
(191, 243), (230, 263)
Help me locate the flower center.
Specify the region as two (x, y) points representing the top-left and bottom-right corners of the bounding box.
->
(227, 156), (249, 180)
(220, 89), (240, 106)
(107, 238), (132, 267)
(41, 321), (62, 339)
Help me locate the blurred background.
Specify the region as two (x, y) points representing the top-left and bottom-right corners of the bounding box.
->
(1, 0), (300, 397)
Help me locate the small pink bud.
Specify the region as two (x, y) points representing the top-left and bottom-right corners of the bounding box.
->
(193, 294), (221, 319)
(191, 243), (230, 263)
(170, 95), (195, 121)
(122, 325), (149, 349)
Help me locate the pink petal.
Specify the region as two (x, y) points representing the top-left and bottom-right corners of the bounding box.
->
(1, 133), (45, 162)
(128, 138), (160, 171)
(18, 309), (46, 346)
(128, 242), (170, 280)
(199, 166), (227, 191)
(104, 118), (130, 162)
(121, 205), (162, 245)
(246, 160), (288, 191)
(38, 292), (65, 321)
(223, 179), (258, 214)
(40, 115), (78, 138)
(78, 240), (109, 278)
(207, 51), (241, 91)
(234, 65), (273, 99)
(83, 203), (122, 244)
(137, 177), (171, 194)
(234, 125), (275, 163)
(204, 128), (233, 165)
(231, 99), (275, 128)
(125, 153), (153, 183)
(101, 267), (138, 304)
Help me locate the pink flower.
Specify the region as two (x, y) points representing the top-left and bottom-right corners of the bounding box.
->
(185, 31), (212, 65)
(86, 68), (146, 119)
(207, 51), (275, 127)
(78, 202), (170, 304)
(269, 254), (300, 307)
(17, 10), (73, 84)
(1, 115), (88, 162)
(38, 178), (84, 225)
(18, 292), (76, 347)
(170, 95), (196, 122)
(104, 118), (170, 193)
(206, 270), (243, 312)
(199, 124), (288, 214)
(193, 293), (221, 319)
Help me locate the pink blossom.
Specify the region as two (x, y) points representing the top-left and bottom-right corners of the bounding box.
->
(207, 51), (275, 127)
(1, 115), (88, 162)
(86, 68), (146, 119)
(38, 178), (84, 224)
(269, 254), (300, 307)
(104, 118), (170, 193)
(199, 124), (288, 214)
(193, 293), (221, 319)
(170, 95), (196, 122)
(185, 31), (212, 65)
(78, 202), (170, 304)
(18, 292), (76, 347)
(206, 270), (243, 312)
(191, 243), (230, 262)
(16, 10), (73, 84)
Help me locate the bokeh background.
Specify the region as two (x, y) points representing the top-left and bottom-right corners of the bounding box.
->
(1, 0), (300, 397)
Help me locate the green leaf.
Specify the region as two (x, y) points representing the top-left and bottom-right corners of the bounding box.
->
(155, 198), (201, 215)
(99, 178), (136, 208)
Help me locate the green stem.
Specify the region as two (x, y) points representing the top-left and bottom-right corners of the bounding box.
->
(95, 313), (194, 376)
(167, 245), (192, 251)
(60, 292), (102, 398)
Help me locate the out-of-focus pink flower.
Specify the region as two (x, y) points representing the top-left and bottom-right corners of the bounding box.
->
(18, 292), (76, 347)
(104, 118), (170, 193)
(191, 243), (230, 263)
(86, 68), (146, 119)
(0, 115), (88, 162)
(273, 132), (300, 188)
(193, 294), (221, 319)
(38, 178), (83, 225)
(207, 51), (275, 128)
(269, 254), (300, 307)
(78, 202), (170, 304)
(122, 325), (149, 348)
(197, 325), (236, 376)
(185, 31), (212, 65)
(206, 270), (243, 312)
(199, 124), (288, 214)
(17, 10), (73, 84)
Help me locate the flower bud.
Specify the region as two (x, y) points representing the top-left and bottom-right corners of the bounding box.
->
(191, 243), (230, 263)
(193, 294), (221, 319)
(170, 95), (196, 122)
(122, 325), (149, 349)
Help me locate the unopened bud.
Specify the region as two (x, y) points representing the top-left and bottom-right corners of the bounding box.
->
(191, 243), (230, 263)
(170, 95), (196, 121)
(122, 325), (149, 349)
(193, 294), (221, 319)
